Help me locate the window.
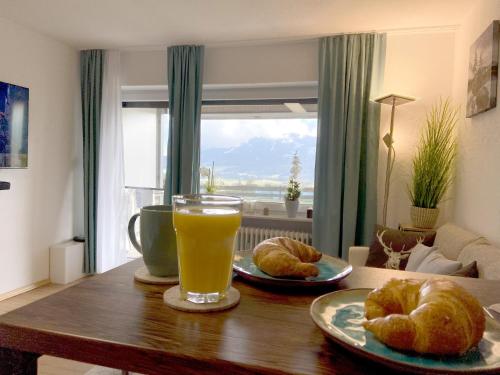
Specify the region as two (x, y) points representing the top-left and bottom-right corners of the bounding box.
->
(122, 105), (168, 189)
(121, 99), (317, 214)
(122, 105), (168, 258)
(199, 100), (317, 207)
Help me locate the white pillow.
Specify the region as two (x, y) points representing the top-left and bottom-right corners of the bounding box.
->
(405, 244), (436, 272)
(415, 251), (462, 275)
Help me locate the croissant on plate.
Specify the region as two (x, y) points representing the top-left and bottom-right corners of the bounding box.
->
(363, 278), (485, 355)
(252, 237), (322, 278)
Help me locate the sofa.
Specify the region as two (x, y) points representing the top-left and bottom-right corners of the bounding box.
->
(348, 223), (500, 280)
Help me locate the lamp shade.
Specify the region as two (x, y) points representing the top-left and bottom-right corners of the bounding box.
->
(375, 94), (416, 106)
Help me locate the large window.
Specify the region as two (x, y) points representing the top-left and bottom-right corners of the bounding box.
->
(122, 99), (317, 209)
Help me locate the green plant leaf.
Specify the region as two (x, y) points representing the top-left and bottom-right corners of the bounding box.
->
(408, 98), (458, 209)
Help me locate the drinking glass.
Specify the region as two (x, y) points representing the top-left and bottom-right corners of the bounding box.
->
(172, 194), (243, 304)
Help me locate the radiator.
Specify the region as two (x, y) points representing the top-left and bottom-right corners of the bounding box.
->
(235, 226), (312, 251)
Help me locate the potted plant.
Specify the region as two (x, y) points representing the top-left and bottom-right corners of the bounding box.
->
(285, 178), (301, 218)
(285, 152), (302, 218)
(408, 99), (458, 228)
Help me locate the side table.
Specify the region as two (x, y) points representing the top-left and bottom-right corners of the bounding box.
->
(398, 223), (435, 233)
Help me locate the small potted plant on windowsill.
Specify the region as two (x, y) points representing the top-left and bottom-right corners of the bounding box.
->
(408, 99), (458, 228)
(285, 151), (302, 218)
(285, 178), (301, 218)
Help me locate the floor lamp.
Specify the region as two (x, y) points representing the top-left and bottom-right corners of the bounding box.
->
(375, 94), (415, 227)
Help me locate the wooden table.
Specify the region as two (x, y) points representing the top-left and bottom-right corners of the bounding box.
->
(0, 260), (498, 375)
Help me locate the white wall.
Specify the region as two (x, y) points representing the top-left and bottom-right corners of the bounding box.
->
(121, 40), (318, 86)
(451, 0), (500, 245)
(0, 17), (79, 294)
(379, 31), (456, 228)
(204, 41), (318, 85)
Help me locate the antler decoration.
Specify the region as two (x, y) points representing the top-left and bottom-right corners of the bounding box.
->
(377, 230), (414, 269)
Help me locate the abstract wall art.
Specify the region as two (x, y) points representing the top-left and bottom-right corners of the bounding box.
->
(0, 81), (29, 168)
(467, 21), (499, 118)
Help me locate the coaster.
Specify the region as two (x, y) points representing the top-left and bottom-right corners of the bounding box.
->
(134, 266), (179, 285)
(163, 286), (240, 312)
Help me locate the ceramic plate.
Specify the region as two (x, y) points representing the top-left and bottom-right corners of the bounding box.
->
(310, 288), (500, 373)
(233, 251), (352, 287)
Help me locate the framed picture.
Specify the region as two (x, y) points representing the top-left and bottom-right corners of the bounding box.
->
(466, 20), (499, 118)
(0, 81), (29, 168)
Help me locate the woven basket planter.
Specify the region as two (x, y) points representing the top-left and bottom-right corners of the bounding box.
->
(410, 206), (439, 229)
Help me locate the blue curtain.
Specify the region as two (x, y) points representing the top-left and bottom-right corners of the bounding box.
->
(80, 50), (104, 274)
(313, 34), (386, 259)
(164, 45), (204, 205)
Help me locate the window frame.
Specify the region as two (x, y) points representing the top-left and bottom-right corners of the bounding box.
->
(122, 98), (317, 111)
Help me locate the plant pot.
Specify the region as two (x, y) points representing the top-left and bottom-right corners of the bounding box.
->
(410, 206), (439, 229)
(285, 199), (299, 218)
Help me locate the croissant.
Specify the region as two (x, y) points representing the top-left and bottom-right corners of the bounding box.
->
(252, 237), (322, 278)
(363, 278), (485, 355)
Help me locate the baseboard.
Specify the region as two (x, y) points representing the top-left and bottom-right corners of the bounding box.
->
(0, 279), (51, 302)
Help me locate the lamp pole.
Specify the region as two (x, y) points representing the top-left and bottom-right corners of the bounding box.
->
(375, 94), (416, 227)
(382, 97), (396, 227)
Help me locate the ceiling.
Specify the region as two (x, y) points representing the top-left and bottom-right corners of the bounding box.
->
(0, 0), (475, 50)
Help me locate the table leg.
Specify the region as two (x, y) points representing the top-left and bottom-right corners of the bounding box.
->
(0, 347), (39, 375)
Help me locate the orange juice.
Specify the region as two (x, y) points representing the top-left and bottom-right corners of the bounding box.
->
(173, 207), (241, 299)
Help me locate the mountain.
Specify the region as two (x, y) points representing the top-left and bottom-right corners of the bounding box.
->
(200, 136), (316, 185)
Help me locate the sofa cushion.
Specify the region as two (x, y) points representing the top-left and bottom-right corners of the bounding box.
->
(348, 246), (370, 267)
(451, 261), (479, 278)
(405, 244), (436, 272)
(366, 226), (436, 270)
(458, 243), (500, 280)
(415, 251), (462, 275)
(434, 223), (488, 261)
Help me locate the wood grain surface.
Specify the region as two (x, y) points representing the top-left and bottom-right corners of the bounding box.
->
(0, 260), (498, 375)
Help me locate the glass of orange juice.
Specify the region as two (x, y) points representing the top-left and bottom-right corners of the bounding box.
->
(172, 194), (243, 304)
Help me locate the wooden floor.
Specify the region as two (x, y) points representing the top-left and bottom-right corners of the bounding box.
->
(0, 280), (83, 315)
(0, 279), (120, 374)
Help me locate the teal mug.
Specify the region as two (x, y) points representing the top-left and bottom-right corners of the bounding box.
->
(128, 205), (178, 277)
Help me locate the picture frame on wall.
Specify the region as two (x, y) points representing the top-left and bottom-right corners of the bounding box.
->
(0, 81), (29, 168)
(466, 20), (499, 118)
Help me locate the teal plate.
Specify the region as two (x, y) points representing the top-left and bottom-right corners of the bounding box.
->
(310, 288), (500, 373)
(233, 251), (352, 287)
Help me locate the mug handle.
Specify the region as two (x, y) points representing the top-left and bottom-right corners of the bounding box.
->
(128, 213), (142, 254)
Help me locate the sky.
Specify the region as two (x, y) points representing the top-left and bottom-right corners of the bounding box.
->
(200, 118), (317, 149)
(142, 113), (319, 189)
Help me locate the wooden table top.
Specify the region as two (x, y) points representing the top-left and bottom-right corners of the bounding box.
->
(0, 259), (499, 375)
